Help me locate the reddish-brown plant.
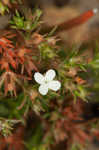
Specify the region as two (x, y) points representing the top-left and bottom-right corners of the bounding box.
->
(0, 31), (38, 95)
(54, 100), (92, 150)
(0, 125), (25, 150)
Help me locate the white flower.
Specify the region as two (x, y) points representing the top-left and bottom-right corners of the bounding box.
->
(34, 69), (61, 95)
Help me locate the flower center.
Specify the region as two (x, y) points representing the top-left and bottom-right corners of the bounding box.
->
(44, 79), (49, 84)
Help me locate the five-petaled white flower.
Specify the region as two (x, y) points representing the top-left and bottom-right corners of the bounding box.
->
(34, 69), (61, 95)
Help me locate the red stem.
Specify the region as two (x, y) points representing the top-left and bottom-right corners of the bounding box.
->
(57, 10), (95, 32)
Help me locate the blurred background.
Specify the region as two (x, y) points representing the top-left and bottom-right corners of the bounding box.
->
(25, 0), (99, 45)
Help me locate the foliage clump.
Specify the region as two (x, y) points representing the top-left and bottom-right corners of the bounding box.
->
(0, 1), (99, 150)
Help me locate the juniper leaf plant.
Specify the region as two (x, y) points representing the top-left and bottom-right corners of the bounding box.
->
(0, 1), (99, 150)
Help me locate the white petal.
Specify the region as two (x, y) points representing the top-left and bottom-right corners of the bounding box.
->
(48, 80), (61, 91)
(45, 69), (56, 82)
(39, 84), (48, 95)
(34, 72), (44, 84)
